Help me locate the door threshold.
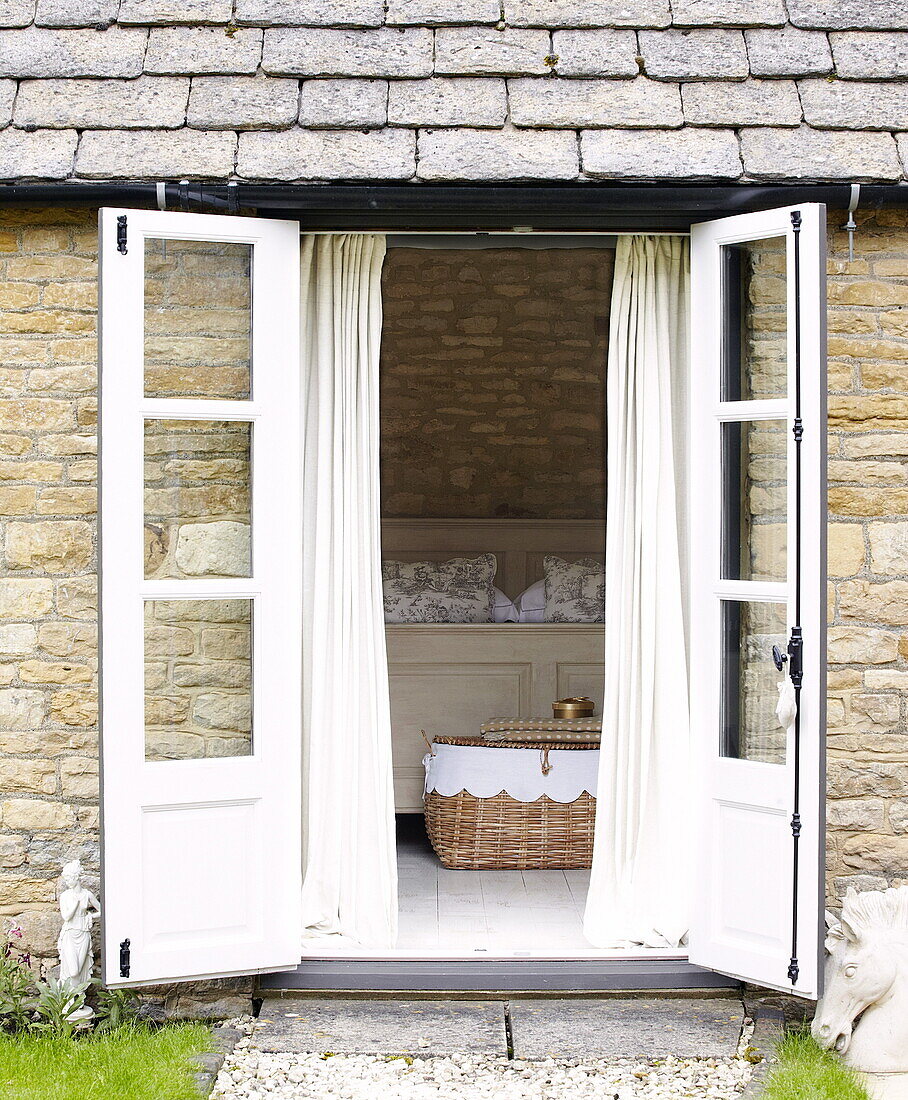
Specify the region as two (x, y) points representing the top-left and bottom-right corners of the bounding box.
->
(299, 948), (689, 962)
(261, 957), (736, 993)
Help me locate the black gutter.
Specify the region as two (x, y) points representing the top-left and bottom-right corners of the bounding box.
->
(1, 181), (906, 230)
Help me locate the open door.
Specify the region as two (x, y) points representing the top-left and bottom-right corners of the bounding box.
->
(99, 209), (302, 985)
(688, 205), (826, 997)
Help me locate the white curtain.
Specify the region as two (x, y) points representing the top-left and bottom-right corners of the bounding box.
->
(299, 233), (398, 949)
(584, 236), (691, 950)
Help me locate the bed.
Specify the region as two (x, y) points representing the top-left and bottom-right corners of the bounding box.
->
(382, 518), (606, 812)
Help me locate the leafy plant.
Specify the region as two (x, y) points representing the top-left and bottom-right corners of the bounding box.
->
(31, 977), (89, 1040)
(93, 985), (141, 1033)
(0, 920), (37, 1033)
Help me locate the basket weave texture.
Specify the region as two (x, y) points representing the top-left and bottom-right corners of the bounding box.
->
(424, 735), (597, 870)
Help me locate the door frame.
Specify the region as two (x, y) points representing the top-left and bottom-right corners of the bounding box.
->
(93, 203), (832, 993)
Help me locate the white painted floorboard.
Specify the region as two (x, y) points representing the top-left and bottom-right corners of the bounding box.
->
(300, 819), (686, 961)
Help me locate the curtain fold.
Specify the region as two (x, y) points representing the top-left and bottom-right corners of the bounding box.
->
(299, 233), (398, 949)
(584, 235), (691, 950)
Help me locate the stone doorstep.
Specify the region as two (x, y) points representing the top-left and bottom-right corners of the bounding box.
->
(248, 995), (748, 1061)
(194, 1025), (244, 1097)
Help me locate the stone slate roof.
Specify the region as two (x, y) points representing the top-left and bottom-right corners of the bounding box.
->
(0, 0), (906, 183)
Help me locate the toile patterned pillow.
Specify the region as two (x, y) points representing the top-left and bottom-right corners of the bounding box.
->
(543, 556), (605, 623)
(382, 555), (496, 623)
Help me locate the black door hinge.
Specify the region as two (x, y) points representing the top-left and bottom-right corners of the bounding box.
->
(119, 938), (131, 978)
(787, 627), (803, 687)
(116, 215), (128, 255)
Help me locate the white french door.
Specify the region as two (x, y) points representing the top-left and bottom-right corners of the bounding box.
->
(99, 209), (302, 985)
(688, 205), (826, 997)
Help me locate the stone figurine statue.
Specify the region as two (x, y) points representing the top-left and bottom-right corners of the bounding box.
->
(57, 860), (100, 1019)
(812, 885), (908, 1100)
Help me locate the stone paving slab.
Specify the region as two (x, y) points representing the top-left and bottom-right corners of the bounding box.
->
(509, 998), (746, 1061)
(251, 998), (508, 1056)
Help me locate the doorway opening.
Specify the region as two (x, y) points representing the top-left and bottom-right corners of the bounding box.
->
(301, 233), (684, 962)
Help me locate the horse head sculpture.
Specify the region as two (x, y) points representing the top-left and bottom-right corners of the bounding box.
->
(812, 886), (908, 1076)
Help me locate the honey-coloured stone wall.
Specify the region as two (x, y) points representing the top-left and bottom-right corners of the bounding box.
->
(825, 206), (908, 904)
(380, 246), (612, 519)
(0, 204), (907, 988)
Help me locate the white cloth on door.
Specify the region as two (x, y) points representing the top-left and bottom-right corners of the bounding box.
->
(776, 678), (797, 733)
(424, 743), (600, 803)
(583, 236), (692, 951)
(299, 234), (398, 949)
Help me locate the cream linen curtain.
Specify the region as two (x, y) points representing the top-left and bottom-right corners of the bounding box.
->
(584, 236), (691, 949)
(299, 234), (398, 949)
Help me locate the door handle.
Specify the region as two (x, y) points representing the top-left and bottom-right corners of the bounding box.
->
(772, 644), (788, 672)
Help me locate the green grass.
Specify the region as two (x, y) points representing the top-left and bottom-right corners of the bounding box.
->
(759, 1031), (871, 1100)
(0, 1023), (212, 1100)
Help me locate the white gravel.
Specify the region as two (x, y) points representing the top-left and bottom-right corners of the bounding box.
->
(210, 1016), (757, 1099)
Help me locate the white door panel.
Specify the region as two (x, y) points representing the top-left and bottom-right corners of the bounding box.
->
(99, 208), (302, 986)
(688, 205), (826, 998)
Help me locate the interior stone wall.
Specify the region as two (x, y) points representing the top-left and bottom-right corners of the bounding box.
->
(0, 204), (906, 988)
(380, 246), (612, 519)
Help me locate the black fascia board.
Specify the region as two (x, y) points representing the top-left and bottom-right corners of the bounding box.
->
(0, 181), (905, 230)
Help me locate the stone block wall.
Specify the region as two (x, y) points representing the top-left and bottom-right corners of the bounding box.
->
(380, 246), (612, 519)
(0, 5), (905, 182)
(1, 203), (907, 979)
(0, 207), (99, 967)
(825, 206), (908, 903)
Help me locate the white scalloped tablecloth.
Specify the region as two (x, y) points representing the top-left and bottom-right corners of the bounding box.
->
(423, 742), (599, 804)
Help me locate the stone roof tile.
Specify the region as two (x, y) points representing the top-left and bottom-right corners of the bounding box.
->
(0, 26), (146, 77)
(744, 27), (833, 77)
(504, 0), (670, 29)
(550, 29), (639, 77)
(417, 127), (580, 180)
(788, 0), (908, 32)
(35, 0), (117, 28)
(800, 78), (908, 130)
(582, 125), (741, 177)
(435, 27), (552, 76)
(238, 127), (415, 180)
(386, 0), (499, 26)
(186, 75), (299, 130)
(670, 0), (785, 28)
(263, 27), (433, 78)
(509, 76), (683, 128)
(145, 26), (262, 74)
(0, 128), (77, 177)
(76, 127), (237, 176)
(740, 125), (902, 179)
(639, 28), (749, 80)
(119, 0), (231, 24)
(682, 79), (802, 127)
(830, 31), (908, 79)
(235, 0), (384, 28)
(388, 77), (506, 127)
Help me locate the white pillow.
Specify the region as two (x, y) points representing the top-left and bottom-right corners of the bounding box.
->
(515, 579), (545, 623)
(492, 587), (518, 623)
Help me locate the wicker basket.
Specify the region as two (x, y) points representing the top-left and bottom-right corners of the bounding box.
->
(424, 734), (598, 870)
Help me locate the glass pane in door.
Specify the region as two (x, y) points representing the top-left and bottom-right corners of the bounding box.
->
(721, 236), (787, 401)
(721, 599), (788, 764)
(721, 419), (787, 583)
(144, 238), (252, 399)
(145, 598), (252, 760)
(144, 419), (251, 580)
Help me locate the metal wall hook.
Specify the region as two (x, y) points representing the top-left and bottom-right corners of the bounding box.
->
(844, 183), (861, 263)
